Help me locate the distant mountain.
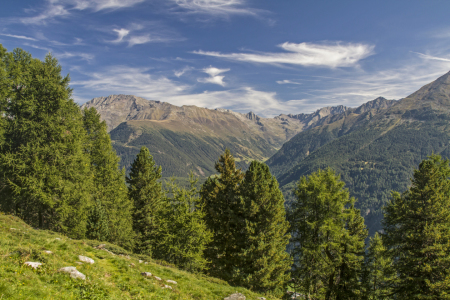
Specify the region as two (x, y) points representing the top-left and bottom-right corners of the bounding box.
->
(81, 95), (348, 177)
(267, 71), (450, 235)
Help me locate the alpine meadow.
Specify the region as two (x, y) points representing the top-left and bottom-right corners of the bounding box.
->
(3, 1), (450, 299)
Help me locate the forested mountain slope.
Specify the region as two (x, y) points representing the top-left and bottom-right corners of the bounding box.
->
(81, 95), (349, 177)
(267, 71), (450, 235)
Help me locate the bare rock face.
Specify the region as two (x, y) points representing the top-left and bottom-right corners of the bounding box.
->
(59, 267), (86, 280)
(224, 293), (245, 300)
(78, 255), (95, 264)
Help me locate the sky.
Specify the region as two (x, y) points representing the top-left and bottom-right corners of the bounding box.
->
(2, 0), (450, 117)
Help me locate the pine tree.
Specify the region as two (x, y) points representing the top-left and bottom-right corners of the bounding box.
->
(383, 154), (450, 299)
(86, 199), (110, 242)
(126, 146), (163, 256)
(83, 107), (134, 249)
(289, 168), (367, 300)
(200, 149), (244, 281)
(362, 233), (393, 300)
(237, 160), (292, 294)
(0, 48), (92, 238)
(155, 172), (212, 272)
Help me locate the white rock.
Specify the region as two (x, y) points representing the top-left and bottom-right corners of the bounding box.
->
(141, 272), (152, 277)
(96, 244), (106, 249)
(10, 228), (17, 231)
(144, 262), (148, 265)
(163, 285), (172, 289)
(78, 255), (94, 264)
(224, 293), (246, 300)
(24, 262), (42, 269)
(44, 250), (53, 254)
(154, 276), (162, 281)
(166, 280), (177, 285)
(59, 267), (86, 280)
(55, 238), (61, 240)
(139, 260), (143, 263)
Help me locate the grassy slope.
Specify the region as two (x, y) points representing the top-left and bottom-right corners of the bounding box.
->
(0, 214), (276, 300)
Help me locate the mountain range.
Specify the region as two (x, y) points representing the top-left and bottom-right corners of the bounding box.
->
(82, 70), (450, 234)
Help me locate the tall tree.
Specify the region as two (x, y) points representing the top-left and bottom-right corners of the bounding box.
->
(361, 233), (393, 300)
(200, 149), (244, 281)
(289, 168), (367, 300)
(0, 48), (92, 238)
(83, 107), (134, 249)
(126, 146), (163, 256)
(237, 160), (292, 294)
(383, 154), (450, 299)
(155, 173), (212, 272)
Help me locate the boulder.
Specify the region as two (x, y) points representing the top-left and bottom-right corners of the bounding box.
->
(141, 272), (152, 277)
(139, 260), (143, 263)
(78, 255), (94, 264)
(44, 250), (53, 254)
(96, 244), (106, 249)
(24, 262), (42, 269)
(224, 293), (245, 300)
(59, 267), (86, 280)
(163, 285), (172, 289)
(154, 276), (162, 281)
(166, 280), (177, 285)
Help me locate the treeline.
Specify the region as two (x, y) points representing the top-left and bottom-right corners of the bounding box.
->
(2, 46), (450, 299)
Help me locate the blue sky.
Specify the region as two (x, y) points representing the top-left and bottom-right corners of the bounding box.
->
(2, 0), (450, 117)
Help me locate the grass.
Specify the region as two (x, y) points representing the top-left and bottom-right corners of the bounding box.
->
(0, 213), (278, 300)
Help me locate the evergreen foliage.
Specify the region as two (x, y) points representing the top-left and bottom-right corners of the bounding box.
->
(237, 161), (291, 293)
(126, 146), (163, 256)
(154, 173), (212, 272)
(82, 107), (134, 249)
(200, 149), (245, 281)
(86, 199), (110, 242)
(383, 154), (450, 299)
(0, 47), (92, 238)
(289, 168), (367, 299)
(362, 233), (393, 299)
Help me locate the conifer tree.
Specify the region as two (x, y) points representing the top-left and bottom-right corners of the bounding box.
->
(127, 146), (163, 255)
(86, 199), (110, 242)
(155, 173), (212, 272)
(83, 107), (134, 249)
(383, 154), (450, 299)
(289, 168), (367, 300)
(200, 149), (244, 281)
(361, 233), (393, 300)
(0, 48), (92, 238)
(237, 160), (292, 294)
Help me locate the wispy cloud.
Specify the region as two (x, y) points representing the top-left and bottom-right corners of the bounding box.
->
(19, 0), (145, 25)
(0, 33), (37, 41)
(171, 0), (261, 17)
(174, 66), (193, 77)
(197, 66), (230, 86)
(412, 51), (450, 62)
(194, 42), (375, 68)
(108, 24), (183, 47)
(112, 28), (130, 43)
(276, 79), (301, 85)
(57, 51), (95, 62)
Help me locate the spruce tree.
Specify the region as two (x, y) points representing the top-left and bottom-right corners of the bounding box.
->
(83, 107), (134, 249)
(0, 48), (92, 238)
(383, 154), (450, 299)
(155, 173), (212, 272)
(200, 149), (244, 281)
(126, 146), (163, 255)
(86, 199), (110, 242)
(362, 233), (393, 300)
(289, 168), (367, 300)
(237, 160), (292, 294)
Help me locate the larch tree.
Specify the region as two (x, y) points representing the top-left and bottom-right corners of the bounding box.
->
(126, 146), (164, 256)
(383, 154), (450, 299)
(155, 172), (212, 272)
(83, 107), (134, 249)
(0, 48), (92, 238)
(237, 160), (292, 294)
(200, 149), (245, 282)
(289, 168), (367, 300)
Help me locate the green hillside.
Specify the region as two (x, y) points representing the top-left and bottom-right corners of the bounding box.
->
(0, 213), (275, 300)
(267, 71), (450, 235)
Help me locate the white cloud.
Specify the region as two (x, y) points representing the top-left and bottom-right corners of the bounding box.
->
(128, 35), (153, 47)
(0, 33), (37, 41)
(57, 51), (95, 61)
(412, 51), (450, 62)
(112, 28), (130, 43)
(194, 42), (375, 68)
(276, 79), (301, 85)
(197, 66), (230, 86)
(174, 66), (193, 77)
(171, 0), (260, 17)
(19, 0), (144, 24)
